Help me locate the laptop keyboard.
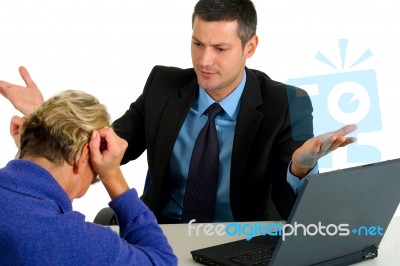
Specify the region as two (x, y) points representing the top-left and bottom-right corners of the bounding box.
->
(227, 246), (275, 265)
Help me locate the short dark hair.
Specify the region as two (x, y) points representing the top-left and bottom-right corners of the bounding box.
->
(192, 0), (257, 47)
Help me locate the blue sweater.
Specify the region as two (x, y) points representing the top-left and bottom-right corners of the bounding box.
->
(0, 160), (177, 265)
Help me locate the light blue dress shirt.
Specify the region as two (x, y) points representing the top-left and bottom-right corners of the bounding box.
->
(161, 71), (318, 222)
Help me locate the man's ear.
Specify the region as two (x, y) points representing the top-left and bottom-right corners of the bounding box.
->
(245, 34), (259, 58)
(73, 144), (90, 175)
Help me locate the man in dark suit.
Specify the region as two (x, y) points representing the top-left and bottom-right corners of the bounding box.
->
(0, 0), (356, 223)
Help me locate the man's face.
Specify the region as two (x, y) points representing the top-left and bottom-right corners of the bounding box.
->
(191, 17), (257, 101)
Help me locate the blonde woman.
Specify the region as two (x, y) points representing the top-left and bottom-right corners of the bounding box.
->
(0, 90), (177, 265)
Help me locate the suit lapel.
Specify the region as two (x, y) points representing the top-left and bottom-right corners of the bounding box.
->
(231, 69), (265, 190)
(152, 79), (198, 178)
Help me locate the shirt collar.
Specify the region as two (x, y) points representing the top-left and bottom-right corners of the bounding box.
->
(197, 70), (246, 120)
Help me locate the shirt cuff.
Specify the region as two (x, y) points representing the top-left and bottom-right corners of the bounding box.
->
(287, 161), (319, 194)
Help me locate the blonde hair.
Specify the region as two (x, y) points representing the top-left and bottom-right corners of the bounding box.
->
(19, 90), (111, 166)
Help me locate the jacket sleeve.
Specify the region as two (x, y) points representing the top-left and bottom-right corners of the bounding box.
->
(271, 85), (314, 219)
(112, 66), (159, 165)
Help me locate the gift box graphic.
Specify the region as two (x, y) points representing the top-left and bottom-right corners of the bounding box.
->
(287, 39), (382, 168)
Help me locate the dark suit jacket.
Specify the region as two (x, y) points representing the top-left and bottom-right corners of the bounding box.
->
(113, 65), (313, 221)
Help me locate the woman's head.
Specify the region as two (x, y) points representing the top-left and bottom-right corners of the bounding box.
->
(19, 90), (111, 166)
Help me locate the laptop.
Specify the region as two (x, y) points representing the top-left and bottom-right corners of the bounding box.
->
(191, 158), (400, 266)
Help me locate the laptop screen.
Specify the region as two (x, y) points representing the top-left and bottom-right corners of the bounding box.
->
(270, 159), (400, 265)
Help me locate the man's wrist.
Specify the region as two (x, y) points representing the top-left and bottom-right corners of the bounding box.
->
(290, 162), (314, 178)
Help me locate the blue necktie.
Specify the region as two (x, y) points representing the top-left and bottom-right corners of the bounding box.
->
(181, 102), (223, 223)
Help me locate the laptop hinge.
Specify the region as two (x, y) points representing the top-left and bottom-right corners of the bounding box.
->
(311, 245), (378, 266)
(362, 245), (379, 260)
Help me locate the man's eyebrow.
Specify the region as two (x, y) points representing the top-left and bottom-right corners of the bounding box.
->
(191, 36), (203, 43)
(191, 36), (231, 47)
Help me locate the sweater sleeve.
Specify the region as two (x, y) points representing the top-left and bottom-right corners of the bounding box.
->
(109, 188), (177, 265)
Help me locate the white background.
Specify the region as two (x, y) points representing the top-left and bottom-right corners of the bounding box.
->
(1, 0), (399, 221)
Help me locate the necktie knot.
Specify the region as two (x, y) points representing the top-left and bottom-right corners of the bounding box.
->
(206, 102), (223, 121)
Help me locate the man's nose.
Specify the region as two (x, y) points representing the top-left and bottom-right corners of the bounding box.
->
(199, 47), (215, 67)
